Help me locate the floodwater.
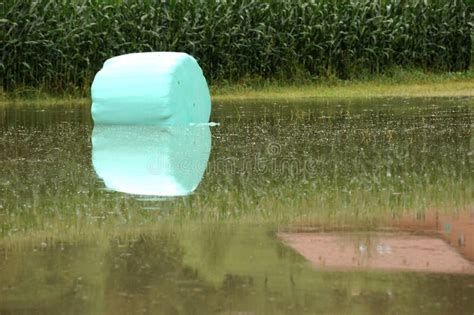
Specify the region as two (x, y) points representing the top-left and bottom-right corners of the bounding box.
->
(0, 97), (473, 314)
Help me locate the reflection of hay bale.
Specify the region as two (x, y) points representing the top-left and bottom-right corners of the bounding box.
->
(91, 52), (210, 125)
(92, 125), (211, 196)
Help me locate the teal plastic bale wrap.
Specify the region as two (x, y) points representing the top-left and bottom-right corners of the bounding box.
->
(91, 125), (211, 196)
(91, 52), (211, 125)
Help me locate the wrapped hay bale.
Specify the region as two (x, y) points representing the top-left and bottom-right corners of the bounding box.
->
(91, 52), (211, 125)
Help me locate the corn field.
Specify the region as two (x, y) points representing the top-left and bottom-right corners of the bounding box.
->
(2, 0), (472, 92)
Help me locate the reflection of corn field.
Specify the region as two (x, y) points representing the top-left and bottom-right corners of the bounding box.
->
(3, 0), (472, 92)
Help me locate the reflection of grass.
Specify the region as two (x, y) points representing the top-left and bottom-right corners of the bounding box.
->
(2, 224), (474, 314)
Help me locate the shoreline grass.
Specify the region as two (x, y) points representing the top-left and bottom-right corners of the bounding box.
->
(1, 70), (473, 106)
(213, 78), (474, 101)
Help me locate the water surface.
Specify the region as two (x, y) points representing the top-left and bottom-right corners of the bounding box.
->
(0, 97), (473, 314)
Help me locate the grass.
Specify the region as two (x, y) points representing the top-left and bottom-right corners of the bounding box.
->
(1, 69), (473, 107)
(213, 73), (474, 101)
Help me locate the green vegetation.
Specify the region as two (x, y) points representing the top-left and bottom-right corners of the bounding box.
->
(3, 0), (472, 94)
(213, 68), (474, 100)
(2, 69), (473, 106)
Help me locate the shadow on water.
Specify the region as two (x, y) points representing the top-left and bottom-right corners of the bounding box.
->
(0, 97), (473, 314)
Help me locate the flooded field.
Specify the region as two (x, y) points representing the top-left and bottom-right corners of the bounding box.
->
(0, 97), (473, 314)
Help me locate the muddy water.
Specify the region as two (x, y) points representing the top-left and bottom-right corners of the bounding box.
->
(0, 97), (473, 314)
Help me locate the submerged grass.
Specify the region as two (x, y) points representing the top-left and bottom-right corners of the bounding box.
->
(1, 97), (472, 245)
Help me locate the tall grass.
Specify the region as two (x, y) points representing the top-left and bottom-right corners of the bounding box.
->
(2, 0), (472, 93)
